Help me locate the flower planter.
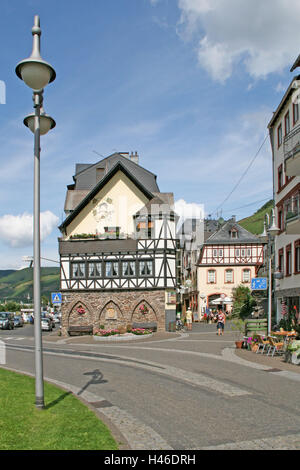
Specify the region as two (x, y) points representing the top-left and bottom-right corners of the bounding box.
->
(235, 340), (243, 349)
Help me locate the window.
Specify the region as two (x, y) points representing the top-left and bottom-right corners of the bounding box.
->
(295, 241), (300, 273)
(278, 164), (283, 190)
(136, 218), (153, 239)
(88, 262), (101, 278)
(225, 269), (233, 283)
(105, 261), (119, 277)
(122, 261), (136, 277)
(242, 269), (251, 283)
(207, 270), (216, 283)
(278, 248), (284, 273)
(231, 230), (238, 239)
(277, 123), (282, 147)
(139, 260), (153, 276)
(284, 111), (290, 136)
(72, 262), (85, 278)
(247, 248), (251, 257)
(213, 249), (223, 257)
(235, 249), (240, 257)
(293, 101), (299, 125)
(278, 207), (283, 231)
(104, 227), (120, 239)
(286, 245), (292, 276)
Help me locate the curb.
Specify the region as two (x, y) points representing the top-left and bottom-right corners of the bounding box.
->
(0, 365), (131, 450)
(93, 332), (153, 342)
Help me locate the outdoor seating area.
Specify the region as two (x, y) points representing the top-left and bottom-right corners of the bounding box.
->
(243, 330), (300, 364)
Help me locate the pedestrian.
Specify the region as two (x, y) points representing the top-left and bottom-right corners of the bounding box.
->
(216, 305), (226, 336)
(186, 308), (193, 331)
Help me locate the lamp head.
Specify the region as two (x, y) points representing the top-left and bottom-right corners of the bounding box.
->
(24, 110), (56, 135)
(15, 15), (56, 90)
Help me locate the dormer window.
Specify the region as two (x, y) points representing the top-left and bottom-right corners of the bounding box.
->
(230, 229), (238, 239)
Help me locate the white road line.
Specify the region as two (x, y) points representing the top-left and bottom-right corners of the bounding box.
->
(193, 433), (300, 450)
(6, 344), (251, 397)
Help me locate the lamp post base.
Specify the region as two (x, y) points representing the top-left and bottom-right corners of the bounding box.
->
(35, 397), (45, 409)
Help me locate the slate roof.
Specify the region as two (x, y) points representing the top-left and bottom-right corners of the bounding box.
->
(205, 219), (261, 245)
(73, 153), (160, 193)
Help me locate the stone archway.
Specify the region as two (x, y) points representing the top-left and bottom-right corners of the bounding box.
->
(98, 300), (124, 330)
(67, 300), (93, 328)
(131, 299), (158, 325)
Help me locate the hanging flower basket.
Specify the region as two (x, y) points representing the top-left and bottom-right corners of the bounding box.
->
(76, 306), (85, 315)
(139, 304), (149, 315)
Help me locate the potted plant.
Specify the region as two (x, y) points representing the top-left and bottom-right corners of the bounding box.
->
(230, 318), (245, 348)
(139, 304), (149, 315)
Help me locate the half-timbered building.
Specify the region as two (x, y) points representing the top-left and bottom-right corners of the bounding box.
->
(197, 217), (264, 314)
(58, 152), (178, 334)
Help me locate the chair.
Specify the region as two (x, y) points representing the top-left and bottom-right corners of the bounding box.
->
(267, 336), (285, 357)
(255, 335), (270, 354)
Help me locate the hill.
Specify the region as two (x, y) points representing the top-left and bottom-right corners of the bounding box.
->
(0, 267), (60, 302)
(238, 199), (274, 235)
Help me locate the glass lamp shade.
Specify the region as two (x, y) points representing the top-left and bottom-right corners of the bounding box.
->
(268, 226), (280, 237)
(19, 61), (51, 90)
(24, 114), (55, 135)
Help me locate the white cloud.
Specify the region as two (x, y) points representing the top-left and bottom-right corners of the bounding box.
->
(177, 0), (300, 82)
(0, 211), (59, 248)
(175, 198), (204, 223)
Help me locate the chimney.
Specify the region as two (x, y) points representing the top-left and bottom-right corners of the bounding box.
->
(130, 151), (139, 165)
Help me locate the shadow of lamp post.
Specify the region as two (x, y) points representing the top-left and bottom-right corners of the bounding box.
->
(16, 15), (56, 409)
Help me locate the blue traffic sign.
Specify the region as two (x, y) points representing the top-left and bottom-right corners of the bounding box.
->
(251, 278), (267, 290)
(51, 292), (62, 304)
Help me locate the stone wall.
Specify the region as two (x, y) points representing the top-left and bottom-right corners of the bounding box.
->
(61, 289), (166, 335)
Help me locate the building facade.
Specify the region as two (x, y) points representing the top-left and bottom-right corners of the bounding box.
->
(58, 152), (178, 334)
(268, 58), (300, 321)
(197, 218), (264, 315)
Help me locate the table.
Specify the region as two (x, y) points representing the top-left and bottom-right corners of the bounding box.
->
(271, 331), (297, 344)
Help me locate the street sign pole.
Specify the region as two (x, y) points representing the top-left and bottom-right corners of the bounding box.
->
(268, 257), (272, 336)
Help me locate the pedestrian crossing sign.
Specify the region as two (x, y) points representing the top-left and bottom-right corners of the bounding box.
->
(51, 292), (62, 304)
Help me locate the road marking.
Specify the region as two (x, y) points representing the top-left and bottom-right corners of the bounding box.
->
(6, 344), (251, 397)
(192, 433), (300, 450)
(1, 336), (26, 341)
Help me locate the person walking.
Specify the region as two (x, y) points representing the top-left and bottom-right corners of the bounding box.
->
(186, 308), (193, 331)
(216, 305), (226, 336)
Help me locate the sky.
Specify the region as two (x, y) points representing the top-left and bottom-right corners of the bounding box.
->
(1, 0), (300, 269)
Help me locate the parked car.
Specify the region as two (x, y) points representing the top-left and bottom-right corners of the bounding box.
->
(41, 312), (55, 329)
(53, 314), (60, 324)
(41, 317), (52, 332)
(0, 312), (15, 330)
(13, 315), (24, 327)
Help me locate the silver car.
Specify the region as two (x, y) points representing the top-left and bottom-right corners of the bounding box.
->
(41, 317), (52, 332)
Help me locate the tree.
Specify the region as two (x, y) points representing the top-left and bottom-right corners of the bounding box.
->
(232, 285), (257, 320)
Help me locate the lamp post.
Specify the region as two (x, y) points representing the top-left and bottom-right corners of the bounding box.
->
(16, 16), (56, 409)
(259, 209), (280, 336)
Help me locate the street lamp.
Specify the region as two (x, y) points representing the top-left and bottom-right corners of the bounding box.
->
(16, 15), (56, 409)
(259, 209), (280, 336)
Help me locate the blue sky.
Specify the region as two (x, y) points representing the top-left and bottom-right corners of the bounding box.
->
(1, 0), (300, 269)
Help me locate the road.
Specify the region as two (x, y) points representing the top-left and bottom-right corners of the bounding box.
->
(1, 322), (300, 450)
